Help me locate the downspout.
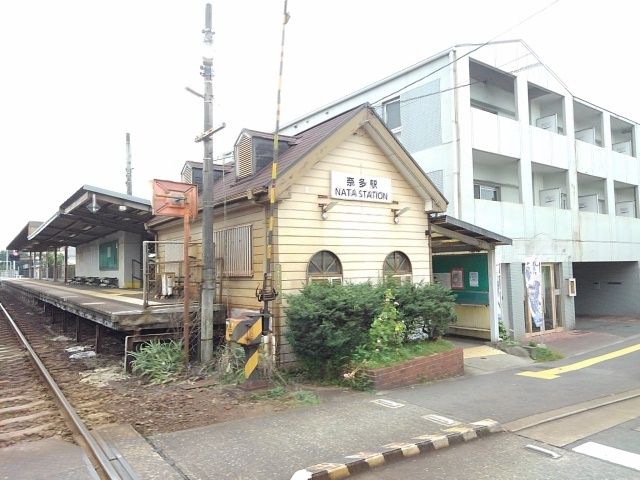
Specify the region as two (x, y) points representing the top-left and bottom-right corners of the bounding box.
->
(451, 49), (461, 218)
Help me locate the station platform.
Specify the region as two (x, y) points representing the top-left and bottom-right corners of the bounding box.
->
(0, 278), (195, 332)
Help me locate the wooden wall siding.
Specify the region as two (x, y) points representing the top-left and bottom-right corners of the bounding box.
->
(154, 128), (437, 366)
(276, 131), (432, 296)
(155, 203), (267, 312)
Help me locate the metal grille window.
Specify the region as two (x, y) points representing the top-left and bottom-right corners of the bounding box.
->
(214, 224), (253, 277)
(307, 250), (343, 284)
(383, 251), (412, 284)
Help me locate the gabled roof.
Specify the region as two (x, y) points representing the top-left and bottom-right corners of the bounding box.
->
(210, 104), (447, 211)
(8, 185), (153, 251)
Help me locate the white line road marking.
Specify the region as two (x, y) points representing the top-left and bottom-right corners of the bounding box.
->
(572, 442), (640, 471)
(422, 414), (460, 426)
(371, 399), (404, 409)
(525, 444), (562, 459)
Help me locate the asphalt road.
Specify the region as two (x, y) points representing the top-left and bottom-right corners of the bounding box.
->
(354, 335), (640, 479)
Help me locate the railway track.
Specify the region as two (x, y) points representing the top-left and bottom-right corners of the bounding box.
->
(0, 298), (131, 479)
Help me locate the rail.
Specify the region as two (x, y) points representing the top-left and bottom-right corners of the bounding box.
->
(0, 301), (135, 480)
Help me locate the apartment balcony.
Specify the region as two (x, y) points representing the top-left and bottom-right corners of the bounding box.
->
(573, 101), (604, 148)
(611, 116), (635, 158)
(528, 84), (566, 135)
(575, 140), (607, 178)
(529, 126), (570, 170)
(611, 150), (639, 184)
(473, 199), (525, 239)
(471, 108), (520, 158)
(533, 206), (572, 241)
(613, 215), (640, 245)
(578, 210), (612, 242)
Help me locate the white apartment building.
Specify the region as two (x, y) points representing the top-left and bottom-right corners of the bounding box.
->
(282, 39), (640, 341)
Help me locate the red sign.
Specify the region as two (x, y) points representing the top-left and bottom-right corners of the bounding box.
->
(152, 179), (198, 219)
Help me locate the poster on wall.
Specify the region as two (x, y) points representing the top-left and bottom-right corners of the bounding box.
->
(469, 271), (479, 287)
(451, 267), (464, 290)
(524, 257), (543, 328)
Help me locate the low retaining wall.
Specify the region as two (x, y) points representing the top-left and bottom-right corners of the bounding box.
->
(364, 347), (464, 390)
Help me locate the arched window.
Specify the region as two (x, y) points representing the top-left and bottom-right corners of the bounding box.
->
(307, 250), (343, 284)
(383, 251), (412, 283)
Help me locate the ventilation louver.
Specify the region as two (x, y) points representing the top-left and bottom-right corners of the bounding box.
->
(235, 134), (253, 179)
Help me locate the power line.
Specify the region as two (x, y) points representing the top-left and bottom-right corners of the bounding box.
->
(369, 0), (560, 106)
(372, 52), (541, 113)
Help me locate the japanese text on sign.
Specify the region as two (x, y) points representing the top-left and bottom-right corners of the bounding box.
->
(330, 171), (392, 203)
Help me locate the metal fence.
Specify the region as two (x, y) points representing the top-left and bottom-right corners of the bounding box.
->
(142, 240), (202, 308)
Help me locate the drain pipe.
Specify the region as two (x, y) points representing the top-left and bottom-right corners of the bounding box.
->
(451, 48), (461, 218)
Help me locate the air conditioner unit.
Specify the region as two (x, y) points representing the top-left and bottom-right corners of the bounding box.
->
(536, 114), (558, 133)
(616, 201), (636, 217)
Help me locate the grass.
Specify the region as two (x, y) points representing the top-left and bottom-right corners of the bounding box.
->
(363, 339), (455, 369)
(251, 386), (320, 406)
(531, 346), (564, 362)
(129, 340), (184, 384)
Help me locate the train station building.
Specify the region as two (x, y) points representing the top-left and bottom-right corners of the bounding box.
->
(3, 104), (510, 363)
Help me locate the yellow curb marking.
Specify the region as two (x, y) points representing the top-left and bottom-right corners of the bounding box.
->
(364, 453), (385, 468)
(327, 464), (350, 480)
(517, 343), (640, 380)
(412, 433), (449, 449)
(442, 426), (477, 441)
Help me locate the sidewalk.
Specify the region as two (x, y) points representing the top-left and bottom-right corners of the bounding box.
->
(139, 322), (640, 479)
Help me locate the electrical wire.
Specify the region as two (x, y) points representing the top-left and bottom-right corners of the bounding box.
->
(372, 52), (541, 113)
(369, 0), (561, 106)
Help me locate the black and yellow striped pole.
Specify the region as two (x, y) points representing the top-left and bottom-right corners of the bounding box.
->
(253, 0), (289, 380)
(225, 316), (263, 379)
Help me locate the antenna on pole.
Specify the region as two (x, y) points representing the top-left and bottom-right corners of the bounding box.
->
(125, 133), (132, 195)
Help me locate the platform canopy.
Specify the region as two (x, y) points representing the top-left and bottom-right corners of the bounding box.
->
(7, 185), (153, 252)
(428, 214), (512, 254)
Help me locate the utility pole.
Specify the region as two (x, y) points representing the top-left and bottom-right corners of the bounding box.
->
(200, 2), (216, 362)
(125, 133), (132, 196)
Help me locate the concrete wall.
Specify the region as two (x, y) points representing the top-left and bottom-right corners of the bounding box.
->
(75, 231), (144, 288)
(573, 261), (640, 316)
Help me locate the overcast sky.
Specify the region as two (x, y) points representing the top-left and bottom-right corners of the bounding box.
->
(1, 0), (638, 249)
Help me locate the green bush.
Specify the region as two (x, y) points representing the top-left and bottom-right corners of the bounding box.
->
(284, 281), (382, 378)
(130, 340), (184, 384)
(392, 281), (457, 340)
(367, 289), (405, 353)
(285, 280), (458, 378)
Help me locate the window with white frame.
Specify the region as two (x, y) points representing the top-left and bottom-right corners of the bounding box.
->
(474, 182), (501, 201)
(383, 97), (401, 133)
(307, 250), (342, 284)
(214, 224), (252, 277)
(383, 251), (412, 284)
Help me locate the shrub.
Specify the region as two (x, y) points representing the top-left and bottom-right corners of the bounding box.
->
(130, 340), (184, 384)
(392, 281), (457, 340)
(285, 280), (458, 379)
(367, 289), (405, 353)
(284, 281), (382, 378)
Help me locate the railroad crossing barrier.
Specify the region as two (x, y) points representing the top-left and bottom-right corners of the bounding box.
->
(226, 314), (263, 380)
